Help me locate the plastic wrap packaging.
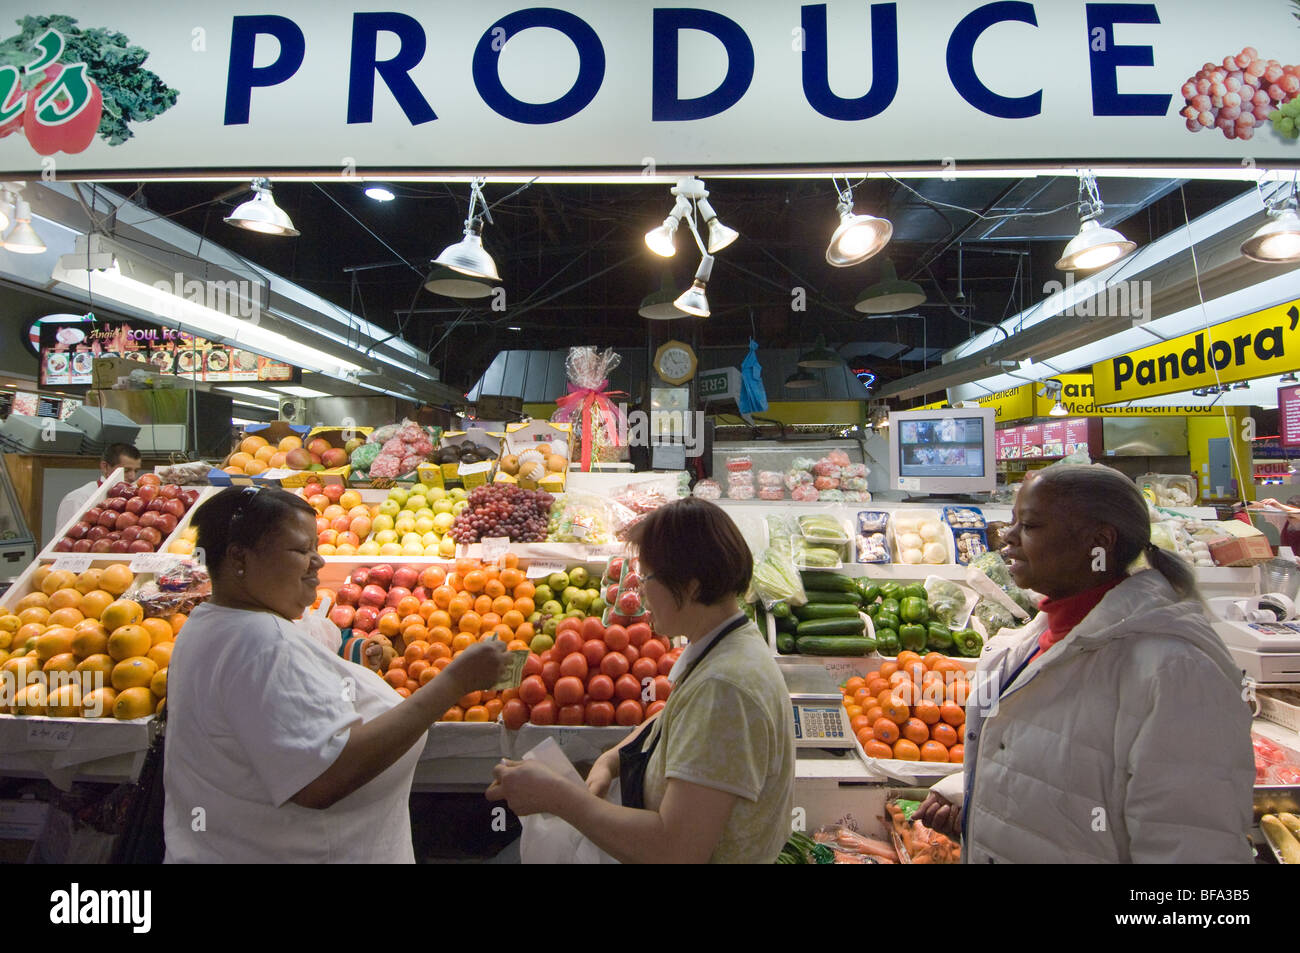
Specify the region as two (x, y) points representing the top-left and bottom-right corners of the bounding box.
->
(692, 479), (722, 500)
(609, 477), (677, 539)
(784, 468), (814, 489)
(349, 442), (382, 471)
(725, 455), (753, 472)
(547, 493), (614, 543)
(727, 470), (755, 486)
(968, 551), (1037, 616)
(856, 511), (890, 563)
(791, 457), (817, 471)
(814, 475), (840, 491)
(971, 597), (1017, 640)
(924, 576), (977, 628)
(747, 515), (808, 609)
(817, 489), (845, 502)
(551, 346), (626, 466)
(791, 484), (819, 502)
(841, 490), (872, 502)
(757, 470), (784, 487)
(758, 487), (785, 501)
(726, 483), (756, 500)
(842, 463), (868, 479)
(841, 476), (868, 491)
(812, 460), (843, 478)
(953, 530), (989, 565)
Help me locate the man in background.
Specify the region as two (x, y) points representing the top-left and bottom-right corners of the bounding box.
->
(54, 442), (142, 531)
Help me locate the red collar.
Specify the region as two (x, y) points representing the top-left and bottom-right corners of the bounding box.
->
(1033, 577), (1124, 659)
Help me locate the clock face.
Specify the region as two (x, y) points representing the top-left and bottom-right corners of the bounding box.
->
(655, 341), (696, 384)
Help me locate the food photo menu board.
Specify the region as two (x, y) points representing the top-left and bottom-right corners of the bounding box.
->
(1281, 384), (1300, 447)
(996, 418), (1098, 461)
(39, 321), (294, 386)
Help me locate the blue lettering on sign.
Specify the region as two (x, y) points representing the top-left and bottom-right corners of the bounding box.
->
(946, 1), (1042, 118)
(1086, 3), (1171, 116)
(224, 15), (306, 125)
(652, 8), (754, 121)
(801, 3), (898, 120)
(472, 8), (605, 124)
(348, 12), (437, 125)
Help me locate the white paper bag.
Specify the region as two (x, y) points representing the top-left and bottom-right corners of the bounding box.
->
(518, 737), (621, 864)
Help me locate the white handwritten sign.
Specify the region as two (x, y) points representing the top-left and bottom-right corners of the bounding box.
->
(526, 560), (567, 579)
(50, 555), (94, 573)
(26, 722), (74, 749)
(129, 553), (183, 574)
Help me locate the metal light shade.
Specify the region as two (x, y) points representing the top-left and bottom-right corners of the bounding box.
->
(854, 259), (926, 313)
(638, 275), (689, 319)
(645, 217), (679, 257)
(797, 334), (840, 368)
(673, 255), (713, 318)
(3, 199), (44, 254)
(225, 186), (299, 237)
(826, 206), (892, 267)
(434, 229), (500, 282)
(1241, 206), (1300, 263)
(1055, 217), (1135, 272)
(424, 262), (494, 298)
(785, 369), (818, 389)
(1049, 400), (1068, 417)
(697, 197), (738, 253)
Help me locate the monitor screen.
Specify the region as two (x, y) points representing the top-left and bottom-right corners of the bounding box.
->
(896, 415), (987, 478)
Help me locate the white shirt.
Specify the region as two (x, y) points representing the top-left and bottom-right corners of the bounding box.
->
(54, 479), (99, 534)
(666, 611), (746, 683)
(163, 603), (426, 863)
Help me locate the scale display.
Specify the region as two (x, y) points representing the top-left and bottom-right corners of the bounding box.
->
(791, 701), (853, 747)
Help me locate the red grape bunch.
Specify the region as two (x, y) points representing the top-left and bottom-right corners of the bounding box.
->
(1178, 47), (1300, 141)
(449, 484), (555, 543)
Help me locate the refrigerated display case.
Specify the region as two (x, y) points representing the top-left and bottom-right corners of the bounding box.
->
(709, 439), (868, 503)
(0, 459), (35, 589)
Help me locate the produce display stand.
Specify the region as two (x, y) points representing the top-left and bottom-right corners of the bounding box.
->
(0, 714), (157, 790)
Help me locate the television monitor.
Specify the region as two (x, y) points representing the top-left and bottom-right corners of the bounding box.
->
(888, 407), (996, 497)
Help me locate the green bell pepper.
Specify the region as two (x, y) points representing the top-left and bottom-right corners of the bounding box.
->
(865, 602), (880, 618)
(880, 582), (902, 601)
(953, 628), (984, 657)
(771, 601), (791, 619)
(901, 583), (928, 602)
(857, 581), (881, 605)
(875, 610), (900, 633)
(875, 629), (900, 656)
(926, 622), (954, 651)
(900, 596), (928, 624)
(879, 598), (901, 617)
(899, 623), (927, 652)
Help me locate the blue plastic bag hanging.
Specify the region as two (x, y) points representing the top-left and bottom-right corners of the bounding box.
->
(738, 338), (768, 414)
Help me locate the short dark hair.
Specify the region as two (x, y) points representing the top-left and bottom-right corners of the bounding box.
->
(192, 485), (315, 574)
(625, 497), (752, 608)
(103, 442), (141, 465)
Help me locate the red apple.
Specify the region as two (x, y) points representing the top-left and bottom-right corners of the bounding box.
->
(329, 604), (355, 629)
(321, 448), (348, 469)
(90, 539), (113, 553)
(359, 585), (388, 608)
(71, 539), (93, 553)
(318, 530), (338, 547)
(109, 539), (131, 554)
(124, 497), (147, 515)
(66, 522), (89, 540)
(330, 516), (351, 534)
(308, 438), (331, 458)
(103, 497), (127, 513)
(107, 530), (122, 541)
(162, 499), (186, 519)
(109, 481), (133, 498)
(159, 484), (181, 499)
(352, 605), (379, 632)
(52, 537), (74, 552)
(323, 484), (345, 503)
(97, 510), (118, 528)
(156, 513), (179, 535)
(135, 484), (159, 504)
(350, 567), (370, 588)
(138, 512), (160, 530)
(146, 498), (167, 512)
(366, 565), (394, 589)
(115, 511), (139, 531)
(138, 526), (163, 546)
(180, 489), (200, 507)
(412, 586), (429, 602)
(384, 586), (411, 608)
(121, 525), (142, 543)
(391, 566), (420, 591)
(336, 582), (362, 606)
(84, 507), (104, 524)
(85, 525), (109, 542)
(128, 540), (153, 553)
(336, 532), (360, 548)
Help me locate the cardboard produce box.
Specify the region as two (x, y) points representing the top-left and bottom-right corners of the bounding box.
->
(496, 420), (571, 492)
(1208, 534), (1274, 567)
(435, 430), (501, 488)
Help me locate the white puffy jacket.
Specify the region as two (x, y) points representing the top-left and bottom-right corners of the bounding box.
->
(930, 570), (1255, 863)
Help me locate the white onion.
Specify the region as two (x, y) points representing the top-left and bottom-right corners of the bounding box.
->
(919, 521), (943, 541)
(901, 547), (924, 564)
(899, 532), (923, 551)
(922, 542), (947, 564)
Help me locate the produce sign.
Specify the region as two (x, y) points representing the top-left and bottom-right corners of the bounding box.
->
(841, 653), (970, 765)
(50, 475), (200, 555)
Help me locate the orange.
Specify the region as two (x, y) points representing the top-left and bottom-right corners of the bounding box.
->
(846, 704), (863, 720)
(464, 705), (490, 722)
(417, 601), (437, 621)
(377, 613), (402, 638)
(395, 596), (421, 618)
(43, 652), (77, 674)
(933, 657), (964, 675)
(454, 557), (479, 574)
(462, 570), (486, 593)
(864, 705), (884, 724)
(844, 676), (866, 695)
(428, 626), (454, 647)
(901, 717), (930, 745)
(473, 595), (493, 616)
(99, 565), (135, 597)
(279, 435), (303, 452)
(113, 686), (157, 720)
(896, 651), (921, 668)
(426, 641), (452, 661)
(228, 452), (254, 471)
(445, 572), (463, 592)
(490, 595), (513, 616)
(428, 610), (451, 631)
(903, 661), (926, 683)
(432, 656), (453, 671)
(491, 624), (513, 640)
(74, 568), (104, 595)
(420, 566), (447, 589)
(892, 738), (922, 761)
(80, 590), (115, 621)
(872, 717), (900, 744)
(512, 580), (535, 601)
(140, 618), (174, 645)
(107, 624), (151, 661)
(384, 669), (407, 689)
(501, 552), (519, 569)
(506, 639), (530, 652)
(849, 714), (872, 735)
(111, 656), (159, 691)
(923, 652), (946, 671)
(515, 622), (535, 641)
(513, 597), (535, 617)
(404, 641), (430, 663)
(15, 591), (50, 612)
(254, 444), (277, 463)
(101, 599), (144, 631)
(451, 632), (476, 653)
(46, 607), (85, 629)
(945, 680), (970, 705)
(81, 687), (118, 718)
(447, 596), (470, 622)
(888, 670), (910, 688)
(239, 435), (269, 455)
(150, 667), (168, 699)
(913, 701), (941, 726)
(47, 682), (83, 718)
(458, 691), (483, 708)
(880, 695), (909, 724)
(931, 722), (959, 747)
(440, 706), (465, 722)
(939, 701), (966, 726)
(484, 698), (503, 721)
(388, 657), (407, 672)
(863, 739), (893, 759)
(484, 579), (506, 599)
(15, 622), (44, 648)
(500, 568), (524, 590)
(458, 611), (482, 636)
(407, 659), (430, 682)
(70, 626), (109, 659)
(403, 623), (429, 645)
(479, 612), (501, 630)
(75, 654), (115, 680)
(432, 586), (456, 609)
(18, 607), (50, 627)
(146, 642), (173, 669)
(856, 725), (875, 747)
(169, 613), (188, 635)
(35, 628), (75, 661)
(40, 569), (76, 595)
(14, 682), (48, 715)
(418, 666), (438, 686)
(948, 744), (964, 764)
(501, 610), (525, 631)
(47, 588), (82, 612)
(31, 565), (52, 591)
(878, 660), (899, 679)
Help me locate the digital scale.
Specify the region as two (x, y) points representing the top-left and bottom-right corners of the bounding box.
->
(777, 658), (855, 748)
(1212, 620), (1300, 684)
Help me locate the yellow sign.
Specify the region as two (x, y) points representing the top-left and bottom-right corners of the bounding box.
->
(1034, 373), (1221, 417)
(1092, 300), (1300, 403)
(975, 385), (1033, 422)
(914, 399), (949, 410)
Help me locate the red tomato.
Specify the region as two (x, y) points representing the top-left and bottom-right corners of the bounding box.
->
(554, 675), (585, 706)
(518, 675), (547, 706)
(529, 698), (557, 725)
(581, 639), (607, 668)
(556, 617), (583, 637)
(540, 660), (561, 692)
(599, 652), (630, 680)
(614, 673), (641, 701)
(585, 700), (615, 726)
(558, 703), (586, 725)
(559, 652), (589, 680)
(629, 657), (656, 682)
(640, 638), (666, 661)
(604, 624), (630, 652)
(581, 617), (605, 643)
(626, 622), (652, 647)
(646, 700), (666, 718)
(657, 654), (675, 677)
(587, 673), (615, 701)
(554, 630), (583, 659)
(623, 643), (640, 663)
(616, 699), (644, 726)
(501, 698), (528, 729)
(652, 675), (672, 702)
(523, 653), (543, 678)
(539, 649), (555, 666)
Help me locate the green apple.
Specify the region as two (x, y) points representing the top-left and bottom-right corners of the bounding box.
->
(388, 487), (409, 507)
(432, 512), (455, 533)
(534, 585), (554, 605)
(568, 566), (590, 588)
(426, 487), (448, 501)
(527, 612), (542, 625)
(450, 487), (468, 501)
(375, 529), (398, 545)
(358, 540), (381, 556)
(401, 532), (424, 547)
(432, 499), (454, 515)
(371, 513), (395, 533)
(547, 572), (570, 591)
(421, 531), (442, 548)
(542, 617), (559, 637)
(565, 608), (586, 619)
(529, 634), (554, 654)
(568, 589), (593, 611)
(541, 600), (564, 617)
(438, 536), (457, 557)
(413, 507), (434, 521)
(415, 515), (437, 535)
(452, 500), (469, 515)
(394, 517), (417, 536)
(377, 499), (401, 518)
(590, 597), (607, 615)
(561, 586), (582, 606)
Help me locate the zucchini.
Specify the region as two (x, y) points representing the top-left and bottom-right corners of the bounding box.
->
(796, 617), (867, 637)
(776, 632), (796, 654)
(796, 635), (877, 656)
(793, 603), (862, 621)
(799, 572), (859, 593)
(803, 589), (863, 605)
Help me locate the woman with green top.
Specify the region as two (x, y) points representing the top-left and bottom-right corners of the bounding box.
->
(487, 497), (795, 863)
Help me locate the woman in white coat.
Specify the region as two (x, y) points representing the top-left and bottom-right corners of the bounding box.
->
(926, 464), (1255, 863)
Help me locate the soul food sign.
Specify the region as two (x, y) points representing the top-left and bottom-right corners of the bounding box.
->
(1092, 300), (1300, 404)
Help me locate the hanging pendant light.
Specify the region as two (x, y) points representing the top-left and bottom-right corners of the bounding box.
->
(423, 262), (494, 299)
(433, 178), (500, 281)
(673, 255), (714, 318)
(826, 179), (892, 267)
(1055, 172), (1135, 272)
(224, 178), (299, 236)
(785, 369), (818, 389)
(1241, 188), (1300, 263)
(2, 195), (44, 254)
(854, 258), (926, 313)
(638, 273), (689, 319)
(797, 334), (841, 368)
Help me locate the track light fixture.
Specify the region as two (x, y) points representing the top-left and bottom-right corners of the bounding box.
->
(1241, 182), (1300, 263)
(826, 178), (892, 267)
(433, 178), (500, 283)
(1055, 172), (1135, 272)
(673, 255), (714, 318)
(224, 178), (299, 236)
(644, 178), (736, 319)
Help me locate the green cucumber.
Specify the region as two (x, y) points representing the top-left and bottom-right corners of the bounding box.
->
(795, 617), (867, 637)
(803, 589), (863, 605)
(776, 632), (796, 654)
(795, 635), (877, 656)
(798, 572), (859, 593)
(793, 603), (862, 621)
(775, 614), (798, 634)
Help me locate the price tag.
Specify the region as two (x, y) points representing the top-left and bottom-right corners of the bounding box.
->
(482, 537), (510, 560)
(526, 560), (567, 579)
(50, 555), (94, 573)
(25, 722), (74, 749)
(458, 461), (492, 476)
(129, 553), (182, 574)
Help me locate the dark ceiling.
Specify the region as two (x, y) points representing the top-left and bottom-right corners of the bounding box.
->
(119, 175), (1252, 394)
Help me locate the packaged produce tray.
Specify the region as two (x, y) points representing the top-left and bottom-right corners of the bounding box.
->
(855, 511), (891, 564)
(886, 509), (955, 566)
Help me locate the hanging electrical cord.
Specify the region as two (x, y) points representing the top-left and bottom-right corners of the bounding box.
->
(885, 174), (1080, 223)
